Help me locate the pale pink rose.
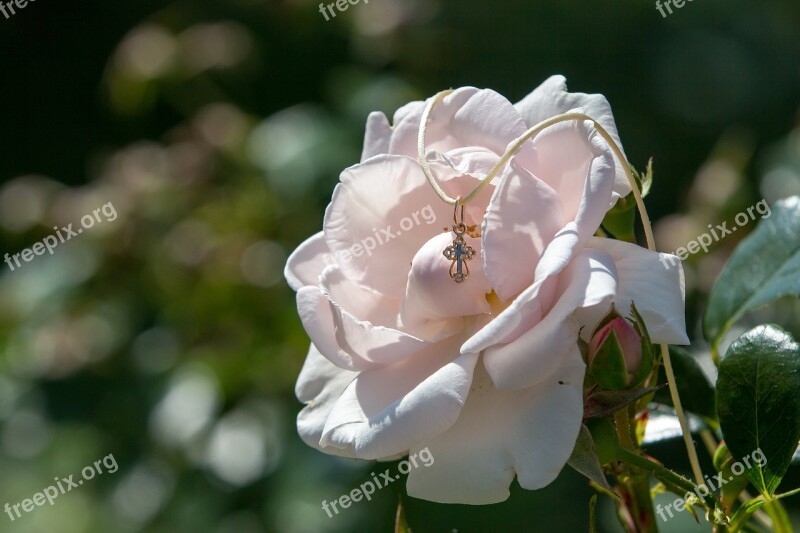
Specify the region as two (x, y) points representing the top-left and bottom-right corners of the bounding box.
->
(285, 75), (689, 504)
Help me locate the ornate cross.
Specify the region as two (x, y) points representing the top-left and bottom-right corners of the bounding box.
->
(443, 234), (476, 283)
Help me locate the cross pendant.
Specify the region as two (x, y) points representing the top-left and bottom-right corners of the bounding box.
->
(443, 234), (476, 283)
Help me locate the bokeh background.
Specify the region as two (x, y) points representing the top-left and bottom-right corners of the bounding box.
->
(1, 0), (799, 531)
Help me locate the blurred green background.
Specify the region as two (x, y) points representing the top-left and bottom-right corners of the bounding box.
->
(0, 0), (799, 531)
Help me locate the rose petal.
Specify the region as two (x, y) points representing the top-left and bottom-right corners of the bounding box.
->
(464, 134), (612, 358)
(406, 351), (585, 504)
(389, 88), (534, 161)
(587, 237), (689, 345)
(361, 111), (392, 161)
(460, 275), (548, 356)
(321, 264), (401, 328)
(463, 225), (582, 356)
(320, 265), (432, 367)
(384, 100), (426, 158)
(463, 121), (616, 344)
(530, 119), (616, 228)
(324, 155), (454, 296)
(297, 286), (358, 371)
(453, 134), (618, 355)
(515, 75), (630, 200)
(401, 233), (491, 339)
(319, 336), (480, 459)
(436, 148), (504, 181)
(296, 344), (358, 457)
(426, 150), (500, 225)
(284, 232), (334, 291)
(483, 249), (617, 390)
(482, 159), (565, 301)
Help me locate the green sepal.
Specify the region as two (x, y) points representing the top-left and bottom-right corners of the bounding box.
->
(627, 302), (654, 388)
(590, 329), (629, 390)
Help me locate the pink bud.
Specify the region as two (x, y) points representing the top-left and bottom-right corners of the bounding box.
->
(588, 316), (643, 379)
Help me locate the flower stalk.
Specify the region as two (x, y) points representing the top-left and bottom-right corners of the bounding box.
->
(613, 408), (659, 532)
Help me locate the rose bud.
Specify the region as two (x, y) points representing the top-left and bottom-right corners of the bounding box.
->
(588, 306), (653, 390)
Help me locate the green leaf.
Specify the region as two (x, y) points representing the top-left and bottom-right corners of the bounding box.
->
(567, 424), (616, 497)
(716, 324), (800, 497)
(653, 347), (716, 423)
(588, 494), (598, 533)
(632, 158), (653, 198)
(703, 196), (800, 348)
(600, 160), (654, 244)
(601, 203), (637, 243)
